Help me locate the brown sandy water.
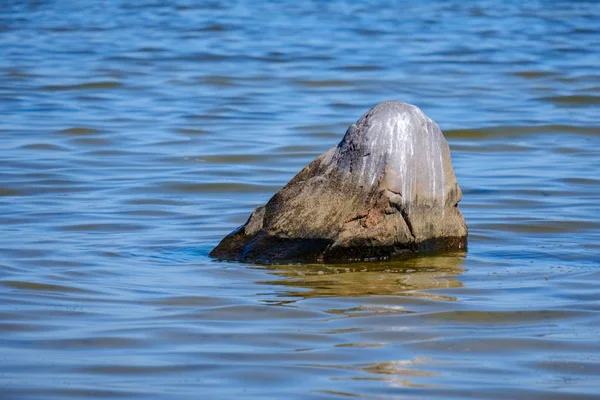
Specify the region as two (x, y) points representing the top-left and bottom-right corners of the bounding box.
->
(1, 1), (599, 399)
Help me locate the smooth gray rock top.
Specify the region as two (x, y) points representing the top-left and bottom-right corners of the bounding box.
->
(338, 101), (449, 207)
(210, 101), (467, 263)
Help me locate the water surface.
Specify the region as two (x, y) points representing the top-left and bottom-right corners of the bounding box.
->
(1, 1), (600, 399)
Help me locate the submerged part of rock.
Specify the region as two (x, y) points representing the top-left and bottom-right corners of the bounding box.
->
(210, 101), (468, 263)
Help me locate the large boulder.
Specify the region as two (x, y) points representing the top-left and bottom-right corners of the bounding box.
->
(210, 101), (467, 263)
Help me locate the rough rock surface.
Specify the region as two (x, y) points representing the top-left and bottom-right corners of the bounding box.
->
(210, 101), (467, 263)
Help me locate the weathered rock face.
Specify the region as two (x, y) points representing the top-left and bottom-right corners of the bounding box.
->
(210, 101), (467, 263)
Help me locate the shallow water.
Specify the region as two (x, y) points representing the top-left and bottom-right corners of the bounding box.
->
(1, 1), (600, 399)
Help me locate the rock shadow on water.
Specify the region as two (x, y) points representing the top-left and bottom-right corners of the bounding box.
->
(256, 252), (466, 302)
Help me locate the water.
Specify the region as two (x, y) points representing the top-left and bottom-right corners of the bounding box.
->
(1, 1), (600, 399)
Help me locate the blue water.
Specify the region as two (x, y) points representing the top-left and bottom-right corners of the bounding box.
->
(1, 1), (600, 399)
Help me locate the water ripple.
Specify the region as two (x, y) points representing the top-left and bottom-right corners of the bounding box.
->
(1, 0), (599, 399)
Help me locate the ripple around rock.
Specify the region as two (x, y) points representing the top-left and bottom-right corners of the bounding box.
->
(211, 101), (467, 263)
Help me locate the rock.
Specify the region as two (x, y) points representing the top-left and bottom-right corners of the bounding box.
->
(210, 101), (467, 263)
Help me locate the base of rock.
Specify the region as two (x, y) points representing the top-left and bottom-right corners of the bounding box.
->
(209, 230), (467, 263)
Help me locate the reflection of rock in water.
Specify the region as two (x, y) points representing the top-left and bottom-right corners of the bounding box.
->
(361, 357), (439, 388)
(258, 253), (465, 301)
(315, 357), (438, 391)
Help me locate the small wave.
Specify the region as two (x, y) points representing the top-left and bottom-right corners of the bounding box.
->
(41, 81), (122, 91)
(57, 127), (102, 135)
(444, 125), (600, 139)
(540, 95), (600, 106)
(1, 280), (93, 294)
